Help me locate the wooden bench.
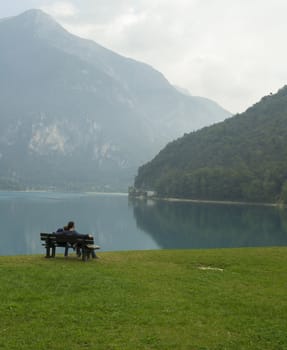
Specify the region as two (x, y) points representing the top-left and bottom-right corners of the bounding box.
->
(40, 232), (100, 261)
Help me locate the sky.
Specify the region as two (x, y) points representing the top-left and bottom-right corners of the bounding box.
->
(1, 0), (287, 114)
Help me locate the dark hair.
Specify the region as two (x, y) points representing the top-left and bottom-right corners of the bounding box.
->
(64, 221), (75, 231)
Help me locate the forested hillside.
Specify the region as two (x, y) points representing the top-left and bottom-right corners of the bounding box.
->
(134, 86), (287, 203)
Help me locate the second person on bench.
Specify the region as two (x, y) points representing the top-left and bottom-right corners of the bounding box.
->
(57, 221), (97, 258)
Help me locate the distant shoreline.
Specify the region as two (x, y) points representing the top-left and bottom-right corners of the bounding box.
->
(0, 190), (128, 196)
(0, 190), (282, 207)
(145, 196), (280, 207)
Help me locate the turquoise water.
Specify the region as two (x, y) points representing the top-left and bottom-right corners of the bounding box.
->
(0, 191), (287, 256)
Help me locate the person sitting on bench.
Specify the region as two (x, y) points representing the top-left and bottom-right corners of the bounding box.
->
(57, 221), (98, 258)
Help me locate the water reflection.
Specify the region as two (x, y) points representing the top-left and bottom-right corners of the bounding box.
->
(0, 192), (159, 256)
(131, 199), (287, 249)
(1, 192), (287, 256)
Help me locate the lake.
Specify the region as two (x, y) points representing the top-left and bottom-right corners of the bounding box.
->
(1, 191), (287, 256)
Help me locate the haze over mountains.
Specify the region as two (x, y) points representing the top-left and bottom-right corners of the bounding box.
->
(0, 9), (230, 191)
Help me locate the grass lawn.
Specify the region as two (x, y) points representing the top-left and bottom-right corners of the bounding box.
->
(0, 247), (286, 349)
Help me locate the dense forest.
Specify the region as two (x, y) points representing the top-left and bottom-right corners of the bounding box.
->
(134, 85), (287, 204)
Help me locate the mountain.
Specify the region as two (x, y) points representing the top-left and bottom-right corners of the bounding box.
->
(134, 86), (287, 203)
(0, 9), (230, 191)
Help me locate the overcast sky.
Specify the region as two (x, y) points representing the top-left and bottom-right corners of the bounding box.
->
(1, 1), (287, 113)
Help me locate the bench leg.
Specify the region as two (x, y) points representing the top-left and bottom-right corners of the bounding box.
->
(81, 247), (88, 261)
(91, 249), (97, 259)
(51, 246), (56, 258)
(76, 246), (81, 257)
(87, 249), (97, 259)
(45, 246), (51, 258)
(64, 244), (69, 257)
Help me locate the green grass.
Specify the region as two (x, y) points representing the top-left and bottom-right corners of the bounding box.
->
(0, 247), (287, 349)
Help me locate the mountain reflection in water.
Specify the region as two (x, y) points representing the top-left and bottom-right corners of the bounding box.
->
(130, 198), (287, 249)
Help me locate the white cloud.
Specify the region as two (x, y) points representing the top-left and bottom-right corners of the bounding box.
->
(63, 22), (98, 39)
(40, 1), (78, 18)
(2, 0), (287, 113)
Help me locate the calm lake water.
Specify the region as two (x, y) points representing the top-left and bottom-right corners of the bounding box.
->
(1, 191), (287, 256)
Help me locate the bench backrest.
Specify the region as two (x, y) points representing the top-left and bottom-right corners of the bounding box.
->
(40, 232), (94, 245)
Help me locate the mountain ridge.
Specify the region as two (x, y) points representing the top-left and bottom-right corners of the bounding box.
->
(0, 9), (230, 191)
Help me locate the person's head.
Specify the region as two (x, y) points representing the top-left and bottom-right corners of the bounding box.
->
(65, 221), (75, 231)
